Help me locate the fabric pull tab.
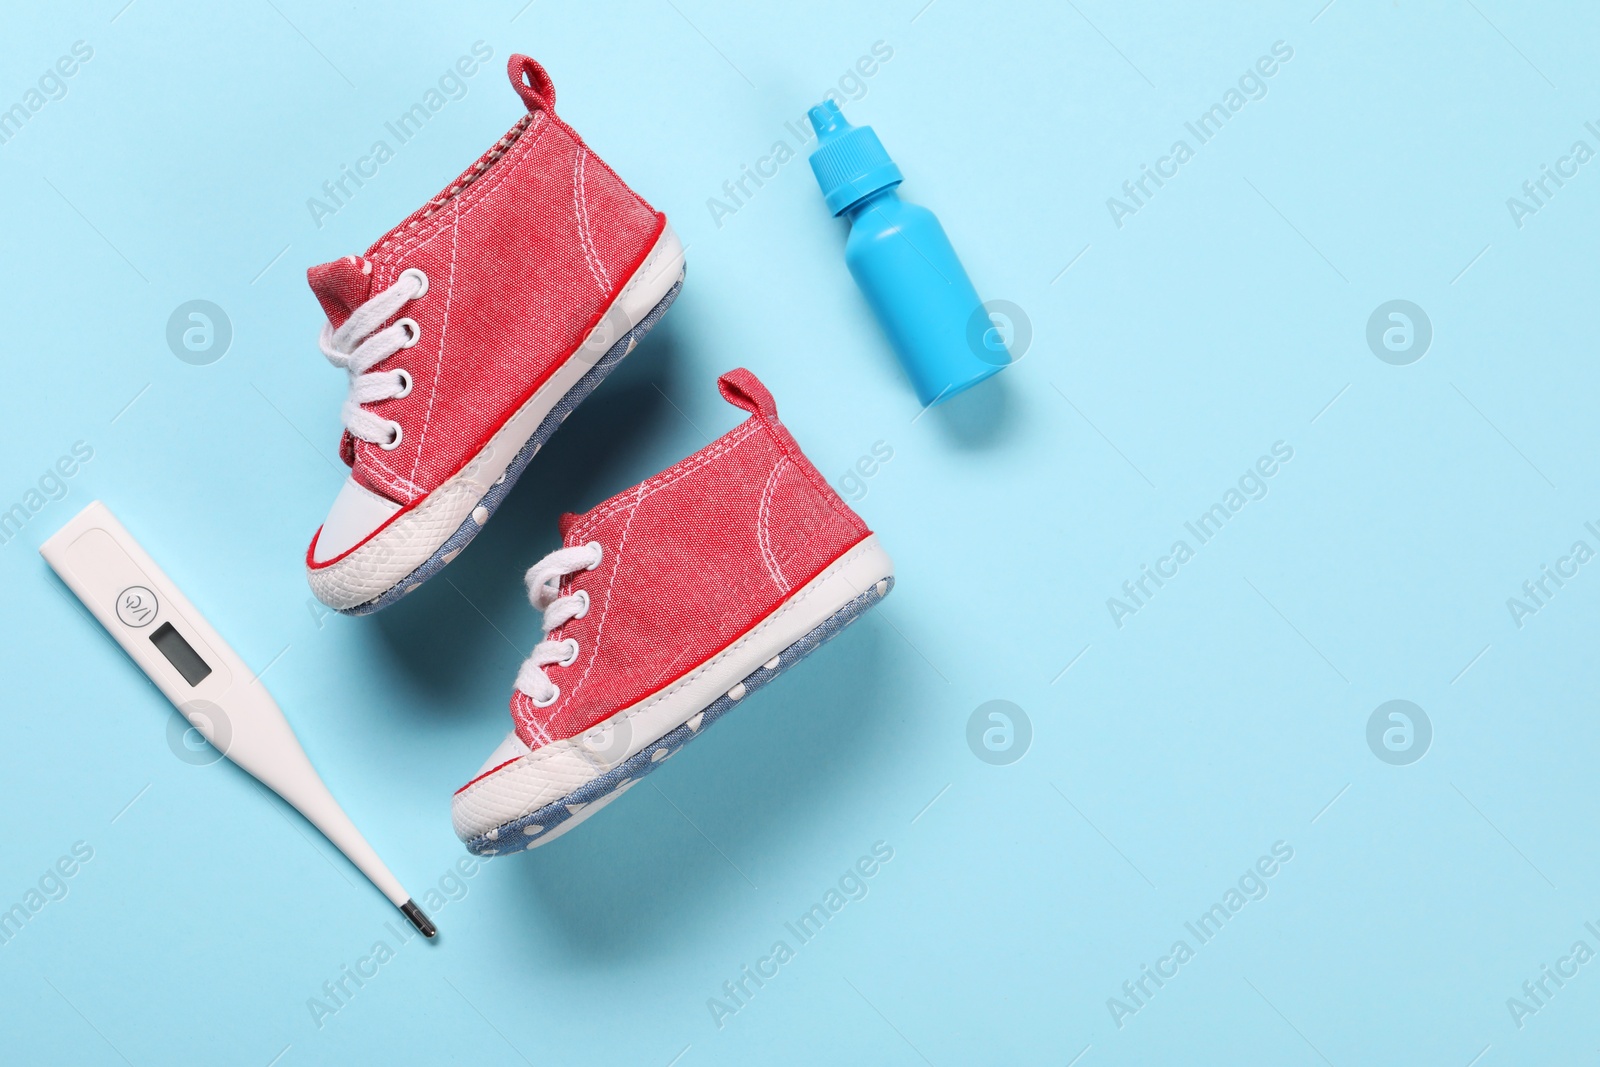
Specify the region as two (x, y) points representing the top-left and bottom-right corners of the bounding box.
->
(718, 369), (780, 421)
(508, 54), (556, 113)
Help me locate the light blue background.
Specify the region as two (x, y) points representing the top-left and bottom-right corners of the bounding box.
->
(2, 1), (1597, 1064)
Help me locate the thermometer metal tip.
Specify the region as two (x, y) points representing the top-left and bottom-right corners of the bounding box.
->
(401, 900), (437, 938)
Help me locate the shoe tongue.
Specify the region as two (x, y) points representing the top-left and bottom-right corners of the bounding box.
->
(307, 255), (375, 329)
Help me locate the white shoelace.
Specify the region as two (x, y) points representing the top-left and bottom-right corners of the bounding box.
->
(319, 267), (428, 449)
(514, 541), (604, 708)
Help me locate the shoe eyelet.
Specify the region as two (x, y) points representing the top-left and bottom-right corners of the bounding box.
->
(531, 684), (560, 709)
(378, 421), (403, 450)
(559, 639), (580, 667)
(573, 589), (590, 619)
(392, 368), (413, 399)
(585, 542), (603, 570)
(395, 317), (421, 348)
(399, 267), (428, 298)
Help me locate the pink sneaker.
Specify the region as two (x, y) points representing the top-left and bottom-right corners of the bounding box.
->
(305, 55), (685, 615)
(452, 370), (894, 852)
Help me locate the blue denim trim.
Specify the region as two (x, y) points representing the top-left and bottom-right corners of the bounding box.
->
(342, 276), (685, 616)
(466, 573), (893, 854)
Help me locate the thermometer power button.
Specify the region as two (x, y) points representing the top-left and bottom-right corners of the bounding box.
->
(116, 586), (159, 628)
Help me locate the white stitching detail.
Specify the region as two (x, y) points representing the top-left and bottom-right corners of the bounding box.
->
(363, 448), (426, 499)
(517, 700), (554, 747)
(373, 112), (546, 269)
(372, 109), (550, 271)
(356, 114), (555, 494)
(573, 148), (611, 296)
(407, 199), (461, 486)
(757, 457), (789, 592)
(563, 484), (644, 709)
(569, 421), (762, 541)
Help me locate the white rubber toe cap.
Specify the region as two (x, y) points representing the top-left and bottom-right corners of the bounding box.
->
(452, 731), (538, 841)
(313, 476), (402, 564)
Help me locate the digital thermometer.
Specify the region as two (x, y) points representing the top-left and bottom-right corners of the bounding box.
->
(41, 501), (435, 937)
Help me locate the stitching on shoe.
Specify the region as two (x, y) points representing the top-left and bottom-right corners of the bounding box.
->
(372, 111), (541, 267)
(559, 484), (644, 711)
(517, 704), (553, 747)
(356, 118), (656, 495)
(374, 111), (552, 271)
(408, 199), (462, 486)
(765, 421), (864, 529)
(573, 148), (611, 297)
(364, 449), (425, 499)
(757, 457), (789, 592)
(357, 114), (556, 491)
(569, 421), (762, 540)
(471, 537), (879, 781)
(583, 152), (612, 293)
(421, 112), (535, 217)
(567, 116), (655, 216)
(396, 111), (550, 258)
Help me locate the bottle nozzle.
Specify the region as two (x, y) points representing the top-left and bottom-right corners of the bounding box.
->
(805, 100), (902, 216)
(808, 99), (850, 139)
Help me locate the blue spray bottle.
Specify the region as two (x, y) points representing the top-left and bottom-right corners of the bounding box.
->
(806, 99), (1007, 406)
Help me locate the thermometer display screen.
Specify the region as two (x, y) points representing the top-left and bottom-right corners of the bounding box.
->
(149, 622), (213, 686)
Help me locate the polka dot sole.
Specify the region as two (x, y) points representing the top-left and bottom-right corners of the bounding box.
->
(465, 575), (893, 855)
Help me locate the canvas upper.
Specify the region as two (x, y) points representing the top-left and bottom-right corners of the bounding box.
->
(305, 54), (666, 567)
(513, 369), (871, 752)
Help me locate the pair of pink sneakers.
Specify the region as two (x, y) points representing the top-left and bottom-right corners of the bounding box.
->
(303, 56), (894, 852)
